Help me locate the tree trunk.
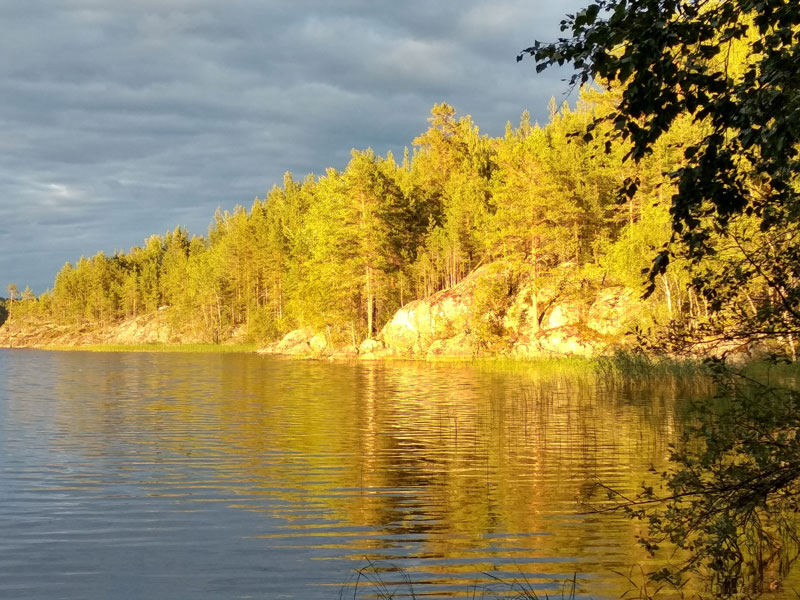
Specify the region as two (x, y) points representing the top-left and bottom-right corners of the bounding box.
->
(662, 274), (673, 318)
(366, 266), (374, 337)
(530, 236), (540, 332)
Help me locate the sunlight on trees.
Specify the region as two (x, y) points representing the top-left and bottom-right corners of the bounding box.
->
(520, 0), (800, 596)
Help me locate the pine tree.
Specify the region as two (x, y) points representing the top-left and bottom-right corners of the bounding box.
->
(6, 283), (18, 305)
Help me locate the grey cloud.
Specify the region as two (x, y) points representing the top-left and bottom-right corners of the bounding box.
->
(0, 0), (588, 293)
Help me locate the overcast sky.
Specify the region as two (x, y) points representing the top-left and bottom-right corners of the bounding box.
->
(1, 0), (587, 294)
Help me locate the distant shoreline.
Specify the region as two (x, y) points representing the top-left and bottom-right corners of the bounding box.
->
(17, 343), (260, 354)
(0, 340), (716, 382)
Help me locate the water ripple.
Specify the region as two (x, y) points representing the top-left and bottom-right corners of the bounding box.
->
(0, 350), (688, 599)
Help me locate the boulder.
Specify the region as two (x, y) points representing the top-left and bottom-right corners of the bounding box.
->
(381, 301), (428, 354)
(284, 341), (312, 356)
(380, 265), (498, 357)
(309, 333), (329, 353)
(544, 300), (584, 330)
(536, 327), (596, 357)
(275, 328), (315, 354)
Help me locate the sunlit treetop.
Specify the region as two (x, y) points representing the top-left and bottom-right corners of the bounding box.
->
(519, 0), (800, 292)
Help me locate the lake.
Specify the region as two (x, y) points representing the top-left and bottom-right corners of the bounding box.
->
(0, 349), (691, 599)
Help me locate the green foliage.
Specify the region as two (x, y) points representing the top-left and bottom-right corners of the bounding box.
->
(621, 366), (800, 597)
(593, 349), (706, 381)
(522, 4), (800, 595)
(470, 264), (517, 353)
(20, 96), (775, 356)
(521, 0), (800, 257)
(520, 0), (800, 349)
(410, 103), (496, 291)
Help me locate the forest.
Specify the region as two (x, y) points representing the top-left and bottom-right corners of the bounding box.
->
(8, 85), (789, 356)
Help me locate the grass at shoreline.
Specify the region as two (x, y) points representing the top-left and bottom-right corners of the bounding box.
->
(43, 343), (260, 353)
(29, 342), (780, 385)
(33, 343), (712, 377)
(433, 352), (710, 381)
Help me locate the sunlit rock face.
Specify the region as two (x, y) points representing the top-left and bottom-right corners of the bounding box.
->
(426, 332), (473, 360)
(586, 287), (642, 336)
(512, 327), (599, 358)
(273, 328), (315, 355)
(308, 333), (328, 353)
(110, 314), (171, 344)
(508, 287), (644, 358)
(379, 264), (643, 359)
(544, 302), (583, 330)
(380, 266), (484, 357)
(379, 305), (420, 354)
(252, 265), (644, 361)
(0, 311), (201, 348)
(0, 269), (641, 360)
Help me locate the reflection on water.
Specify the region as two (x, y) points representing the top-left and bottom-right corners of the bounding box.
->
(0, 350), (695, 599)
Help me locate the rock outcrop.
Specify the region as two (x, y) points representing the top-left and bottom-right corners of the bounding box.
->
(2, 262), (645, 360)
(257, 265), (644, 361)
(381, 269), (482, 357)
(258, 328), (362, 359)
(258, 328), (313, 356)
(275, 327), (314, 355)
(0, 311), (201, 349)
(378, 265), (643, 359)
(425, 331), (474, 360)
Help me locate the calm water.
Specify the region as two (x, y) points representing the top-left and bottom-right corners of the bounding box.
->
(0, 349), (689, 599)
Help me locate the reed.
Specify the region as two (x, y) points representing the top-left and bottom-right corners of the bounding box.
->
(462, 353), (708, 383)
(341, 563), (581, 599)
(593, 350), (707, 381)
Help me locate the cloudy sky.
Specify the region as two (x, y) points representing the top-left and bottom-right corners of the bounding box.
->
(1, 0), (587, 294)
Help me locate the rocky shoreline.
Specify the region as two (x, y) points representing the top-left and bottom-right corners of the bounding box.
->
(1, 265), (643, 359)
(0, 310), (201, 350)
(257, 266), (641, 360)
